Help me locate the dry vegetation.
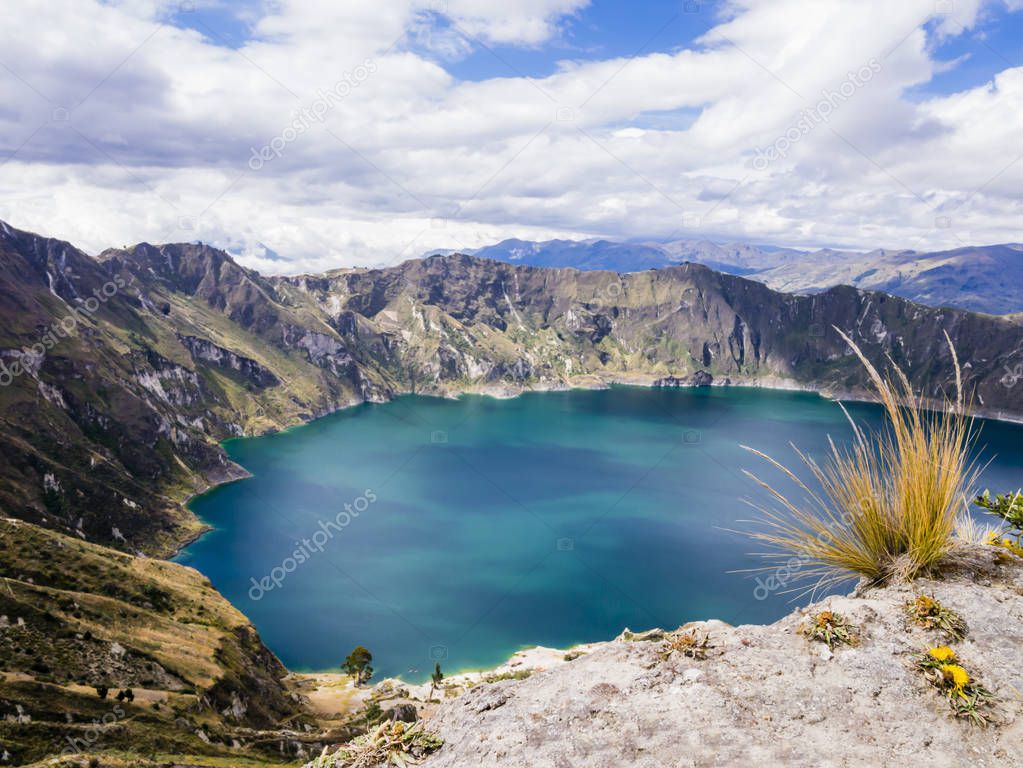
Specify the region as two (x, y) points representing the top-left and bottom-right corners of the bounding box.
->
(906, 594), (968, 641)
(308, 721), (443, 768)
(799, 610), (858, 650)
(742, 329), (980, 590)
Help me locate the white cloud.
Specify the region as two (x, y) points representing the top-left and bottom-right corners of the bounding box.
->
(0, 0), (1021, 272)
(439, 0), (590, 45)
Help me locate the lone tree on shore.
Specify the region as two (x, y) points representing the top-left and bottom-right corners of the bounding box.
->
(343, 646), (374, 686)
(430, 661), (444, 701)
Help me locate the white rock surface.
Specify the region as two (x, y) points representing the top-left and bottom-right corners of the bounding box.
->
(420, 548), (1023, 768)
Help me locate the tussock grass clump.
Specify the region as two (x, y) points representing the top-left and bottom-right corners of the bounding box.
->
(800, 610), (858, 649)
(742, 329), (979, 590)
(951, 511), (999, 546)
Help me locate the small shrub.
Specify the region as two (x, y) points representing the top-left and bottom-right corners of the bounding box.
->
(916, 646), (993, 726)
(800, 610), (858, 650)
(974, 490), (1023, 558)
(429, 661), (444, 702)
(478, 669), (531, 684)
(362, 700), (383, 725)
(906, 595), (968, 641)
(661, 629), (711, 660)
(975, 489), (1023, 538)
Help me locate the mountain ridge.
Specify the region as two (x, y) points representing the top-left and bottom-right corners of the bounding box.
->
(2, 219), (1023, 556)
(438, 237), (1023, 315)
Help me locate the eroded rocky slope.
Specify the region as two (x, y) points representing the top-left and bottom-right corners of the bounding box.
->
(3, 220), (1023, 554)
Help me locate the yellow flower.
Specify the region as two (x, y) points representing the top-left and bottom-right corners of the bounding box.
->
(913, 595), (938, 615)
(940, 664), (970, 694)
(927, 646), (956, 662)
(987, 533), (1023, 557)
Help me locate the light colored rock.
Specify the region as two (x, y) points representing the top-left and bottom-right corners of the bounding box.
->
(421, 548), (1023, 768)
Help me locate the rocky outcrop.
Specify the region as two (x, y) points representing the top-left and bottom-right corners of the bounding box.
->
(178, 334), (279, 389)
(420, 548), (1023, 767)
(654, 371), (715, 387)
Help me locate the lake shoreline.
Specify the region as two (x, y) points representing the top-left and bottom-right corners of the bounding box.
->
(166, 373), (1023, 561)
(171, 382), (1023, 682)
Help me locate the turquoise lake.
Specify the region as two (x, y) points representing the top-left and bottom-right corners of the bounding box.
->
(175, 387), (1023, 681)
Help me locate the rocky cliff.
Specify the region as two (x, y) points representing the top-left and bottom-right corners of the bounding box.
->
(2, 221), (1023, 554)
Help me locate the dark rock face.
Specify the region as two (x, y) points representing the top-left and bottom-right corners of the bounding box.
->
(2, 220), (1023, 552)
(178, 335), (280, 389)
(385, 703), (419, 723)
(654, 371), (714, 387)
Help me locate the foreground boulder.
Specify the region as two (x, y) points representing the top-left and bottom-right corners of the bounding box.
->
(420, 547), (1022, 767)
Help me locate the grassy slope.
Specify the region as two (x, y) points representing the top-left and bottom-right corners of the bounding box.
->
(0, 518), (320, 766)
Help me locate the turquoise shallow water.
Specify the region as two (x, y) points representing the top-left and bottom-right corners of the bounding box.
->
(176, 386), (1023, 681)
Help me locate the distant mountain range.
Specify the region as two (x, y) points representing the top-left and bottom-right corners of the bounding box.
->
(428, 239), (1023, 315)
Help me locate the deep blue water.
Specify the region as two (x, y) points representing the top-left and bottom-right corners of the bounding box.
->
(175, 387), (1023, 681)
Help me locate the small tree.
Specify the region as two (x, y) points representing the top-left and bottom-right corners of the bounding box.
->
(95, 685), (109, 699)
(343, 646), (373, 686)
(429, 661), (444, 702)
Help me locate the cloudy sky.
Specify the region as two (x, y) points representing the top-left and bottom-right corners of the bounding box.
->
(1, 0), (1022, 273)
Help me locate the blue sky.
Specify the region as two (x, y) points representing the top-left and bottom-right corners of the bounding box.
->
(169, 0), (1023, 96)
(918, 6), (1023, 95)
(167, 0), (262, 48)
(428, 1), (707, 80)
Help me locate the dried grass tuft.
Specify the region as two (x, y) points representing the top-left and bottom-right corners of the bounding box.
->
(741, 329), (980, 591)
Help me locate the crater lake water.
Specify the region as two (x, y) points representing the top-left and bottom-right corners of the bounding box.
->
(175, 387), (1023, 681)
